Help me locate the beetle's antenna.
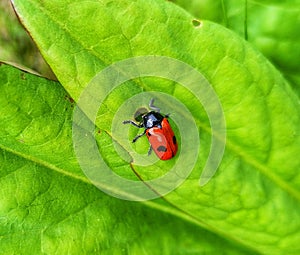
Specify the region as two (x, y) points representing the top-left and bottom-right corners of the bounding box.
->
(149, 98), (160, 112)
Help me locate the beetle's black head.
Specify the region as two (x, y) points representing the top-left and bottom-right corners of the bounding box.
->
(142, 111), (164, 129)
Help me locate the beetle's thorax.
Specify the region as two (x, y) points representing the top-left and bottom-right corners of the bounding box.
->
(143, 111), (164, 129)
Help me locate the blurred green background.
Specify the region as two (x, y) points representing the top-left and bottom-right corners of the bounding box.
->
(0, 0), (55, 79)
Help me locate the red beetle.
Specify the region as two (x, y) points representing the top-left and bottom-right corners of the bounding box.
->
(123, 99), (178, 160)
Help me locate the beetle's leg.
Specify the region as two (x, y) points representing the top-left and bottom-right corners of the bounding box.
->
(123, 120), (143, 128)
(123, 120), (145, 143)
(132, 129), (147, 143)
(149, 98), (160, 112)
(147, 145), (153, 156)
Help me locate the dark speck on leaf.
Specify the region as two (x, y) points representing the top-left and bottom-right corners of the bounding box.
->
(65, 95), (75, 104)
(192, 19), (202, 28)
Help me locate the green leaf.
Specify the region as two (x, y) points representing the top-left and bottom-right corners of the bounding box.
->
(0, 63), (254, 254)
(9, 0), (300, 254)
(171, 0), (300, 90)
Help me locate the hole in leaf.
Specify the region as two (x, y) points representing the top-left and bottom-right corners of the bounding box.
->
(134, 107), (148, 122)
(192, 19), (202, 28)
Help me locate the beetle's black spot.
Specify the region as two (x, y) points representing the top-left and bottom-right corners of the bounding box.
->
(147, 132), (152, 136)
(173, 136), (177, 145)
(157, 145), (167, 152)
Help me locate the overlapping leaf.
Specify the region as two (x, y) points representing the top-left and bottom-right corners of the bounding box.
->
(171, 0), (300, 90)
